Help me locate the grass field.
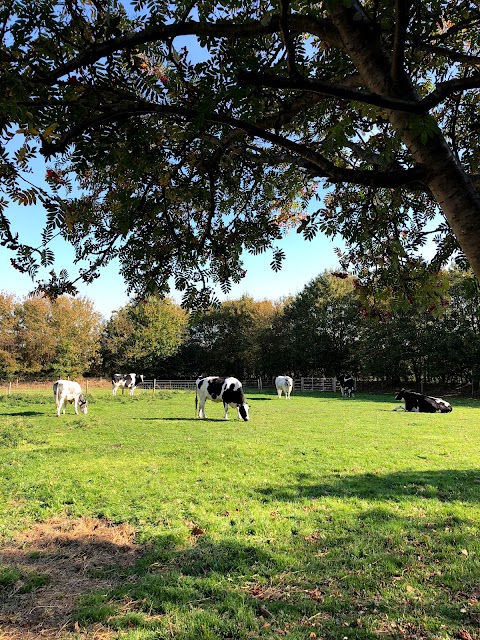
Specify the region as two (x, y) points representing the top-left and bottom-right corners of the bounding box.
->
(0, 388), (479, 640)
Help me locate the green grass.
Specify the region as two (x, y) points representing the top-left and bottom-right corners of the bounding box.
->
(0, 388), (480, 639)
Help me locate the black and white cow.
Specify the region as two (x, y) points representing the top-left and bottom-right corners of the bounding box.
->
(195, 376), (250, 421)
(338, 374), (355, 398)
(112, 373), (144, 396)
(394, 389), (452, 413)
(53, 380), (88, 417)
(275, 375), (294, 399)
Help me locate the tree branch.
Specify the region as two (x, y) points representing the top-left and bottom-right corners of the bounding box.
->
(410, 39), (480, 66)
(27, 14), (342, 85)
(238, 70), (480, 114)
(391, 0), (409, 84)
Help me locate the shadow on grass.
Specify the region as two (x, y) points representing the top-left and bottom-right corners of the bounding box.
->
(133, 417), (247, 423)
(1, 411), (45, 417)
(2, 516), (479, 639)
(257, 468), (480, 503)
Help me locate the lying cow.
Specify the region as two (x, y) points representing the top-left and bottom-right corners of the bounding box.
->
(275, 375), (293, 399)
(338, 374), (355, 398)
(112, 373), (144, 396)
(196, 376), (250, 421)
(53, 380), (88, 417)
(394, 389), (452, 413)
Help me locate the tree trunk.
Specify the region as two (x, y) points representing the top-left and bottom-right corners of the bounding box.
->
(331, 2), (480, 280)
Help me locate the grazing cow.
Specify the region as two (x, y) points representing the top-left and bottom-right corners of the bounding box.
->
(53, 380), (88, 417)
(111, 373), (144, 396)
(195, 376), (250, 421)
(275, 375), (294, 399)
(338, 374), (355, 398)
(394, 389), (452, 413)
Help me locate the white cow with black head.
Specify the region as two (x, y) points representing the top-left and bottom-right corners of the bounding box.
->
(53, 380), (88, 417)
(275, 375), (293, 399)
(195, 376), (250, 421)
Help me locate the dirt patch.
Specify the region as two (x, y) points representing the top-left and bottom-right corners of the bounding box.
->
(0, 516), (142, 639)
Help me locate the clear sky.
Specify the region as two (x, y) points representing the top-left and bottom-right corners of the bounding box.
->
(0, 201), (344, 319)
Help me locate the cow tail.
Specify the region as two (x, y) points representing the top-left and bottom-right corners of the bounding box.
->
(195, 390), (198, 417)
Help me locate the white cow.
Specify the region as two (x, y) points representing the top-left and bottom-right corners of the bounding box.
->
(275, 375), (293, 399)
(53, 380), (88, 417)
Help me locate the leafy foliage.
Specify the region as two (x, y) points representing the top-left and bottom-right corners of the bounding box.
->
(1, 1), (480, 307)
(0, 293), (103, 378)
(101, 296), (189, 374)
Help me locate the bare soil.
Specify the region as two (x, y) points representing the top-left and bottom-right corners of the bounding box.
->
(0, 517), (142, 639)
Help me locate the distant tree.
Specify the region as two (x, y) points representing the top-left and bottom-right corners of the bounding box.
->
(48, 296), (104, 378)
(284, 272), (361, 376)
(101, 297), (188, 375)
(423, 270), (480, 383)
(356, 312), (421, 383)
(257, 298), (296, 378)
(13, 295), (102, 377)
(181, 296), (278, 378)
(0, 293), (18, 379)
(2, 1), (480, 309)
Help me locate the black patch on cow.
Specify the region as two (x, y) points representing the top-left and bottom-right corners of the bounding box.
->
(237, 404), (248, 420)
(221, 385), (246, 407)
(206, 377), (225, 400)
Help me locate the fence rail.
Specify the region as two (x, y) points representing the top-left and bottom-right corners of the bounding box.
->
(0, 377), (347, 394)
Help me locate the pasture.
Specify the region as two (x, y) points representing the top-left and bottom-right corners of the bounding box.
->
(0, 388), (479, 640)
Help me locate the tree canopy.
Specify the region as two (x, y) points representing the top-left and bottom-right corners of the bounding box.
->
(1, 0), (480, 307)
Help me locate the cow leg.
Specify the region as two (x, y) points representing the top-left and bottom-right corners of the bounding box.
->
(74, 399), (79, 415)
(112, 386), (117, 396)
(198, 398), (206, 419)
(223, 402), (229, 419)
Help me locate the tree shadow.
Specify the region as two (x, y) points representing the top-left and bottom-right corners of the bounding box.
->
(257, 469), (480, 503)
(2, 511), (479, 639)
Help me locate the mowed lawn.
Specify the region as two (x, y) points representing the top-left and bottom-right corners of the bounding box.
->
(0, 388), (479, 639)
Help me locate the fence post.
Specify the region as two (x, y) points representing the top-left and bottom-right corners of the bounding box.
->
(8, 381), (12, 396)
(153, 379), (156, 395)
(86, 379), (89, 395)
(333, 377), (336, 393)
(301, 377), (304, 392)
(258, 378), (262, 390)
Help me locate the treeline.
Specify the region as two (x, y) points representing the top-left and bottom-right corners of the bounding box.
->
(2, 269), (480, 384)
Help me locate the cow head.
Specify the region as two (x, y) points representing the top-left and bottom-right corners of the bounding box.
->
(238, 403), (250, 421)
(79, 396), (88, 414)
(395, 389), (406, 401)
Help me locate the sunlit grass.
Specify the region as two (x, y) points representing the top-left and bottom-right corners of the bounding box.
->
(0, 388), (479, 638)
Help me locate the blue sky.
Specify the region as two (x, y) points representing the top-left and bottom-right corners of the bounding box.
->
(0, 200), (343, 319)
